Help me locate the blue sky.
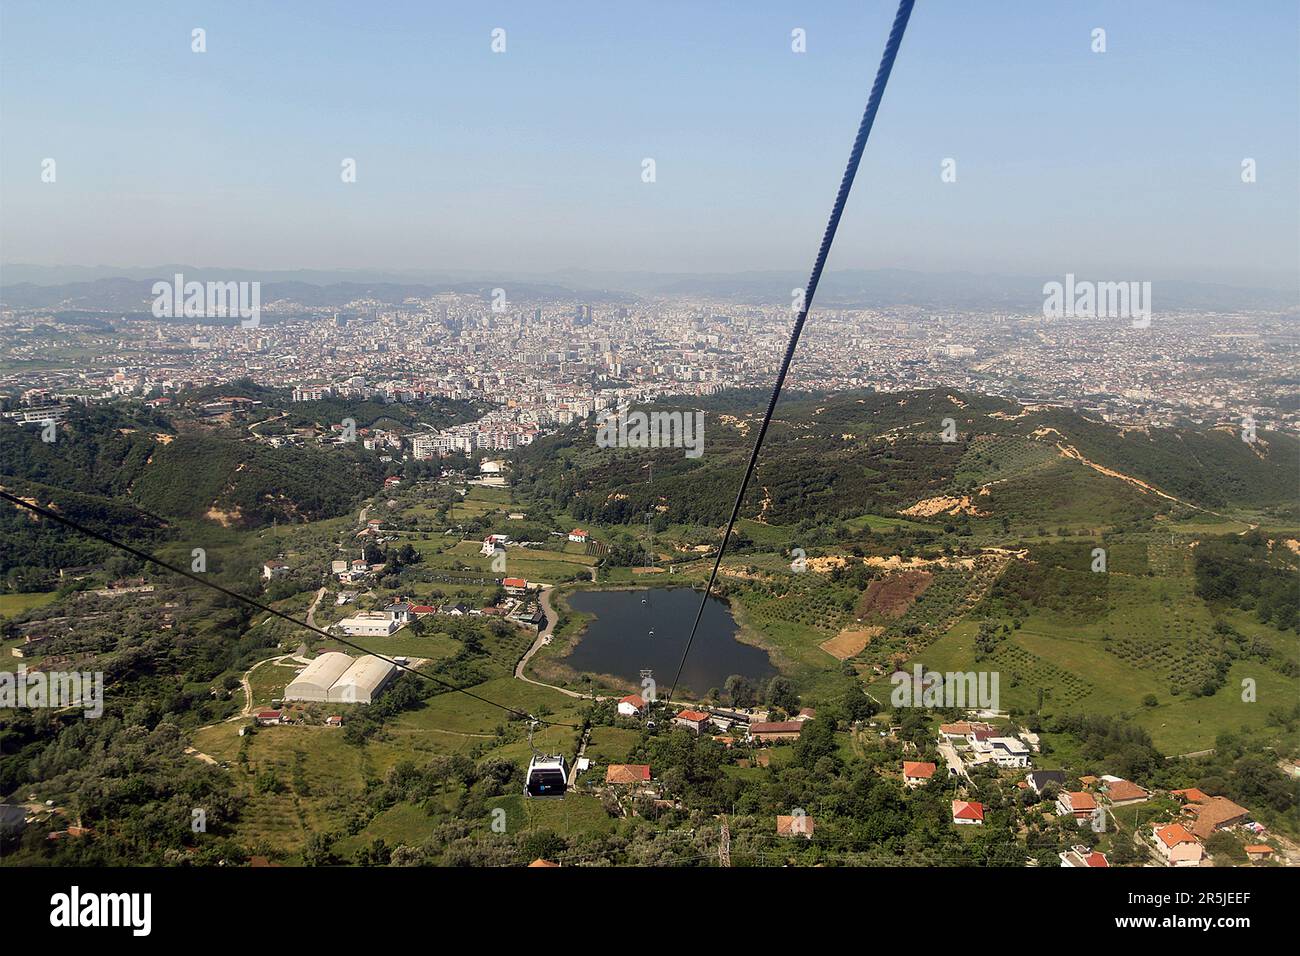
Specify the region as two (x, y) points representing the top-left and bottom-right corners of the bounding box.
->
(1, 0), (1296, 287)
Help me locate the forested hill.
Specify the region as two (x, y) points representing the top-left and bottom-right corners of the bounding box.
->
(512, 388), (1299, 530)
(1, 405), (386, 526)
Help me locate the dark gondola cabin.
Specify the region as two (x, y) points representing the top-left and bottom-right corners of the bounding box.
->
(525, 754), (568, 797)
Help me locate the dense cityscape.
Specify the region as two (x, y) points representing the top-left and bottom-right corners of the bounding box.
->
(3, 293), (1295, 450)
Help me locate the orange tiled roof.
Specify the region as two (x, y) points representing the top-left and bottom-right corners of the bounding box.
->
(1187, 796), (1250, 839)
(605, 764), (651, 785)
(1064, 791), (1098, 811)
(903, 761), (936, 779)
(1106, 780), (1148, 802)
(1154, 822), (1198, 848)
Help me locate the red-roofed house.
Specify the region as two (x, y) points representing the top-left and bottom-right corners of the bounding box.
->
(1104, 779), (1148, 807)
(748, 721), (804, 743)
(952, 800), (984, 825)
(1059, 845), (1109, 868)
(1057, 791), (1099, 820)
(903, 761), (937, 788)
(255, 710), (284, 726)
(1245, 844), (1274, 863)
(1171, 787), (1210, 804)
(568, 529), (589, 543)
(605, 764), (652, 786)
(673, 710), (710, 734)
(502, 577), (528, 594)
(617, 694), (645, 718)
(1153, 823), (1202, 866)
(1185, 796), (1250, 840)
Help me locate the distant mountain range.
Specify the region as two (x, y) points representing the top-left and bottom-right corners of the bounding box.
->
(2, 264), (1296, 313)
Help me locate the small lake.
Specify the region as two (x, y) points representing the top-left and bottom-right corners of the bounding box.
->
(564, 587), (776, 697)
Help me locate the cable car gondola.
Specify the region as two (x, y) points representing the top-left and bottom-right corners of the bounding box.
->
(523, 718), (568, 798)
(525, 753), (568, 798)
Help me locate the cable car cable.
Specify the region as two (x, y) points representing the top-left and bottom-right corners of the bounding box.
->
(0, 488), (578, 727)
(665, 0), (917, 707)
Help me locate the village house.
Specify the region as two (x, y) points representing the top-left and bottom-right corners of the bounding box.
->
(748, 720), (804, 743)
(902, 761), (937, 788)
(383, 603), (412, 625)
(480, 534), (510, 556)
(969, 734), (1032, 768)
(617, 694), (645, 718)
(939, 720), (992, 740)
(1102, 778), (1148, 807)
(776, 814), (815, 838)
(502, 576), (529, 595)
(673, 710), (711, 734)
(1057, 791), (1099, 822)
(1025, 770), (1066, 795)
(1153, 822), (1203, 867)
(262, 560), (289, 581)
(1059, 845), (1109, 868)
(1245, 845), (1274, 863)
(952, 800), (984, 825)
(255, 710), (284, 726)
(605, 764), (651, 786)
(567, 528), (589, 544)
(1184, 795), (1251, 841)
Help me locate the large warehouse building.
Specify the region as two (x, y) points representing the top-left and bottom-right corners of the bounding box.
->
(284, 652), (398, 705)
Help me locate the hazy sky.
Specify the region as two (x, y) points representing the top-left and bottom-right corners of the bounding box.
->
(2, 0), (1297, 287)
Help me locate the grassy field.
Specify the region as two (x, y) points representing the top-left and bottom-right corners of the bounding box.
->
(869, 532), (1299, 753)
(0, 591), (58, 615)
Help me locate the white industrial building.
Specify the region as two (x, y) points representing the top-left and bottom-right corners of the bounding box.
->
(284, 652), (398, 705)
(328, 655), (398, 704)
(336, 611), (400, 637)
(284, 653), (354, 702)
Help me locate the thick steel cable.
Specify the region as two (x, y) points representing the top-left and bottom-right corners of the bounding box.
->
(666, 0), (916, 706)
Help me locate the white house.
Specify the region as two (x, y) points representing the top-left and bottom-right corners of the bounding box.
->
(617, 694), (645, 718)
(262, 560), (289, 581)
(568, 528), (589, 544)
(970, 735), (1031, 768)
(903, 761), (937, 788)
